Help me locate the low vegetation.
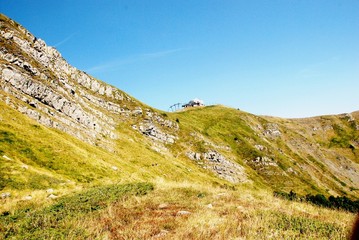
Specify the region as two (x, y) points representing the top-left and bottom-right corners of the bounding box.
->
(0, 183), (154, 239)
(1, 13), (359, 238)
(274, 190), (359, 213)
(0, 180), (355, 239)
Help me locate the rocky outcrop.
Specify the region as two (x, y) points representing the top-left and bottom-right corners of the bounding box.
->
(139, 123), (176, 144)
(187, 150), (247, 183)
(263, 123), (281, 138)
(0, 14), (138, 148)
(1, 14), (182, 150)
(247, 156), (278, 167)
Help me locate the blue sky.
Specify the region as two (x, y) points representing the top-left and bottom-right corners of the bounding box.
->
(1, 0), (358, 117)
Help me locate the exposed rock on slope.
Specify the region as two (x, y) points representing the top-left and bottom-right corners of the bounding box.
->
(187, 150), (247, 183)
(1, 14), (358, 197)
(0, 14), (178, 150)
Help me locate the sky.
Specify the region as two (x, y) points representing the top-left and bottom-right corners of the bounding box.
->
(1, 0), (358, 118)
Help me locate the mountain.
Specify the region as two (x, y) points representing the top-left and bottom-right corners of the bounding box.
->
(0, 14), (358, 239)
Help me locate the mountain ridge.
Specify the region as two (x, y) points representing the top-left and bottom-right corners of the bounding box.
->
(1, 13), (358, 239)
(1, 12), (359, 198)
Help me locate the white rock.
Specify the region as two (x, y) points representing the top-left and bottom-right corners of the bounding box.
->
(46, 188), (54, 194)
(2, 155), (11, 160)
(23, 195), (32, 201)
(153, 230), (169, 238)
(158, 203), (169, 209)
(1, 192), (11, 199)
(176, 210), (191, 216)
(2, 31), (13, 39)
(206, 204), (213, 209)
(111, 166), (118, 171)
(47, 194), (57, 199)
(22, 165), (29, 170)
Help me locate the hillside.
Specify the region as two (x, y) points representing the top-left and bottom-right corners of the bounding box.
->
(0, 13), (358, 239)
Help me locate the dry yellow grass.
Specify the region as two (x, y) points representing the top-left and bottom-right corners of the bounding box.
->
(75, 180), (355, 239)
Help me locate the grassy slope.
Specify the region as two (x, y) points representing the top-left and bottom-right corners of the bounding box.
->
(1, 101), (357, 239)
(170, 105), (359, 197)
(0, 98), (358, 239)
(0, 179), (355, 239)
(0, 97), (226, 210)
(0, 12), (358, 238)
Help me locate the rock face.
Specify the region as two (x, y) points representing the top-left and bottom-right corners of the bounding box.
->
(250, 156), (278, 167)
(0, 14), (180, 149)
(139, 123), (176, 144)
(4, 14), (358, 195)
(263, 123), (281, 138)
(0, 16), (122, 147)
(187, 150), (247, 183)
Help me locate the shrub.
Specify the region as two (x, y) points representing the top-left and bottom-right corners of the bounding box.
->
(274, 190), (359, 213)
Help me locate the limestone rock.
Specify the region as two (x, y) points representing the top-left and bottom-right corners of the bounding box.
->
(176, 210), (191, 216)
(187, 150), (247, 184)
(1, 192), (11, 199)
(263, 123), (281, 138)
(250, 156), (278, 167)
(153, 230), (169, 238)
(2, 155), (11, 160)
(139, 123), (176, 144)
(158, 203), (169, 209)
(47, 194), (57, 199)
(206, 203), (213, 209)
(23, 195), (32, 201)
(254, 144), (265, 151)
(46, 189), (54, 194)
(186, 152), (201, 161)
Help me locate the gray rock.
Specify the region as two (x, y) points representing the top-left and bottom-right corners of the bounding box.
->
(186, 152), (202, 161)
(158, 203), (169, 209)
(132, 108), (143, 116)
(46, 189), (54, 194)
(139, 123), (176, 144)
(2, 155), (11, 160)
(263, 123), (281, 138)
(153, 230), (169, 238)
(254, 144), (265, 151)
(250, 156), (278, 167)
(203, 151), (226, 162)
(1, 192), (11, 199)
(176, 210), (191, 216)
(47, 194), (57, 199)
(23, 195), (32, 201)
(188, 150), (247, 183)
(2, 31), (13, 39)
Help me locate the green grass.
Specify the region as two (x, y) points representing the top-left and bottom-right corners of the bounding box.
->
(0, 182), (154, 239)
(255, 210), (347, 239)
(0, 98), (228, 200)
(1, 12), (359, 239)
(1, 180), (355, 239)
(169, 105), (358, 195)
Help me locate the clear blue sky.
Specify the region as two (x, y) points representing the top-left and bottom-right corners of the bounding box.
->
(1, 0), (358, 117)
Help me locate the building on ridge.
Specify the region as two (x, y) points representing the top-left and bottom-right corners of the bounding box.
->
(182, 98), (205, 108)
